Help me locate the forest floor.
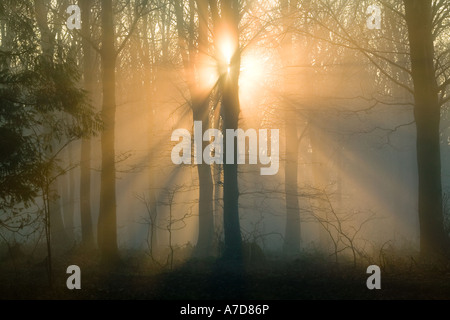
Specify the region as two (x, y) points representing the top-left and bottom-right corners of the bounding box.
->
(1, 247), (450, 300)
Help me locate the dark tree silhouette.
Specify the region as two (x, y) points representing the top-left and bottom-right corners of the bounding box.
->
(97, 0), (120, 263)
(404, 0), (449, 257)
(280, 0), (301, 255)
(217, 0), (243, 261)
(174, 0), (215, 258)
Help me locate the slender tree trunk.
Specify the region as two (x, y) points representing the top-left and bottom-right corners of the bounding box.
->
(213, 116), (223, 244)
(98, 0), (119, 263)
(35, 0), (54, 60)
(194, 0), (215, 257)
(211, 106), (223, 247)
(174, 0), (215, 257)
(49, 190), (67, 245)
(220, 0), (242, 262)
(404, 0), (448, 257)
(193, 108), (215, 257)
(309, 123), (330, 249)
(62, 145), (75, 243)
(283, 106), (301, 254)
(79, 0), (95, 249)
(142, 13), (159, 255)
(280, 0), (301, 255)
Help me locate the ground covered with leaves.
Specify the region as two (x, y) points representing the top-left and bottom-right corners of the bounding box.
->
(1, 247), (450, 300)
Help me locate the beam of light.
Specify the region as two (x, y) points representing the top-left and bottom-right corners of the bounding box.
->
(219, 36), (234, 67)
(197, 54), (219, 93)
(238, 48), (277, 124)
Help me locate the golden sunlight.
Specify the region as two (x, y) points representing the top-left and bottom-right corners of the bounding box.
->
(239, 49), (274, 120)
(197, 53), (218, 92)
(219, 35), (235, 73)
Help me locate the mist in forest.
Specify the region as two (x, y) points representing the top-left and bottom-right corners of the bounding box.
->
(1, 0), (450, 300)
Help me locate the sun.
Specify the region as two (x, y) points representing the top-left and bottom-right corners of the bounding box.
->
(219, 35), (235, 74)
(213, 32), (277, 122)
(219, 37), (234, 65)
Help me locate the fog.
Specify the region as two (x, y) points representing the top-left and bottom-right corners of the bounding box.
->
(1, 0), (450, 300)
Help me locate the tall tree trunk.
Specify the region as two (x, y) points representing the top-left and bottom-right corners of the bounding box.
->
(220, 0), (242, 262)
(142, 12), (159, 256)
(193, 0), (215, 257)
(212, 108), (223, 247)
(404, 0), (448, 257)
(98, 0), (119, 263)
(35, 0), (54, 60)
(284, 106), (301, 254)
(281, 0), (301, 255)
(174, 0), (215, 257)
(62, 145), (75, 243)
(309, 122), (330, 249)
(79, 0), (95, 249)
(193, 107), (215, 257)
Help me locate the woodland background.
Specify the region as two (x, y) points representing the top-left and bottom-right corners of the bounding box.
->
(1, 0), (450, 299)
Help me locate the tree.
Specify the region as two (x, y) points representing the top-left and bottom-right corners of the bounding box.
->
(141, 6), (160, 257)
(97, 0), (153, 263)
(215, 0), (243, 261)
(404, 0), (449, 256)
(301, 0), (450, 258)
(0, 0), (98, 284)
(280, 0), (301, 255)
(97, 0), (120, 263)
(174, 0), (215, 258)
